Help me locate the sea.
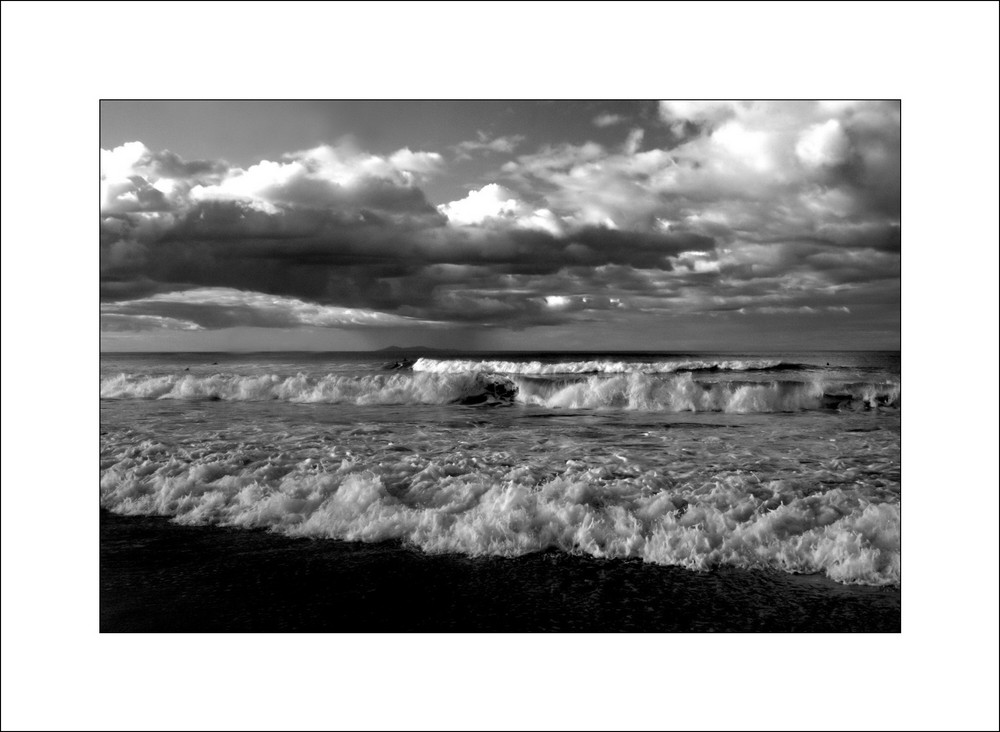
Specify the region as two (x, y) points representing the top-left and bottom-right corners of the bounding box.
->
(99, 350), (901, 632)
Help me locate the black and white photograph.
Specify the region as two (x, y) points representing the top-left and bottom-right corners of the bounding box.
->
(98, 98), (903, 633)
(3, 2), (998, 731)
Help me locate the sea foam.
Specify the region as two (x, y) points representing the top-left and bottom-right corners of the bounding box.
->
(100, 371), (501, 405)
(411, 357), (789, 374)
(100, 443), (900, 586)
(100, 371), (899, 412)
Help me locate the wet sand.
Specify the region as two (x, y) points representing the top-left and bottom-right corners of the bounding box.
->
(100, 511), (900, 633)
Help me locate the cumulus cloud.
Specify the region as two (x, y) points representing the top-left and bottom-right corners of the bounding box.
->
(796, 119), (851, 167)
(657, 100), (742, 136)
(501, 101), (899, 247)
(100, 103), (899, 336)
(100, 138), (717, 329)
(437, 184), (526, 226)
(388, 148), (445, 176)
(101, 141), (228, 214)
(436, 184), (567, 236)
(102, 141), (445, 223)
(593, 112), (626, 127)
(452, 131), (525, 158)
(185, 143), (444, 215)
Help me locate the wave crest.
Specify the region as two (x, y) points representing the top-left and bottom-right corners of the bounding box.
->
(100, 371), (899, 412)
(517, 373), (899, 412)
(100, 371), (514, 406)
(412, 357), (791, 374)
(100, 448), (900, 586)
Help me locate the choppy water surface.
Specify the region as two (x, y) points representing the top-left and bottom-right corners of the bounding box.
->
(100, 351), (900, 586)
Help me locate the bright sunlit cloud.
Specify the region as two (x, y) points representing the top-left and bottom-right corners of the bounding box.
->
(99, 101), (900, 348)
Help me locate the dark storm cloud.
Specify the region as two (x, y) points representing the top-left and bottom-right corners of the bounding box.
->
(101, 103), (899, 334)
(101, 195), (715, 326)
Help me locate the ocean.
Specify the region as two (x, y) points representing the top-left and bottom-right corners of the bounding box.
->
(99, 350), (901, 632)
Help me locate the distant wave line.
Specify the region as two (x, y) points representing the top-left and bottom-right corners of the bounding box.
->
(410, 357), (806, 375)
(100, 371), (899, 412)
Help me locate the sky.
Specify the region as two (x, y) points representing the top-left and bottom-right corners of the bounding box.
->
(100, 100), (900, 352)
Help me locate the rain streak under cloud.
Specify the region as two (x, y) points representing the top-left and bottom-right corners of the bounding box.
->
(100, 100), (899, 351)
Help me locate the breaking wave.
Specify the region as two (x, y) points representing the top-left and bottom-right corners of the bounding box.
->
(412, 357), (796, 374)
(100, 371), (517, 406)
(516, 373), (899, 412)
(101, 371), (899, 412)
(100, 444), (900, 586)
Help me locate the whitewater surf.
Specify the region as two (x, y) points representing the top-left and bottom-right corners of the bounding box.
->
(100, 350), (901, 591)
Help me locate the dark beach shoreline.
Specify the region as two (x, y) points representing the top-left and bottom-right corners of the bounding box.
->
(100, 511), (900, 633)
